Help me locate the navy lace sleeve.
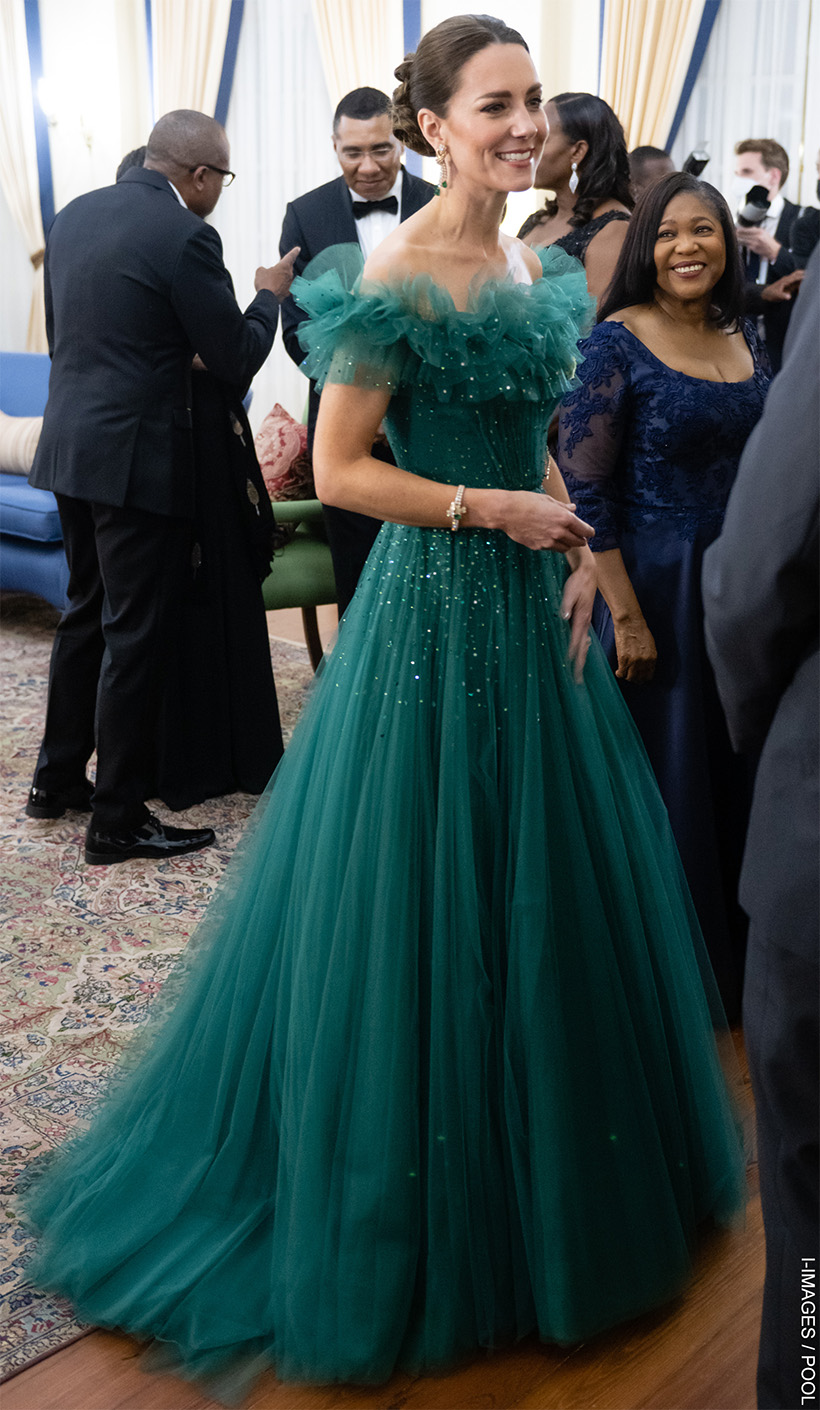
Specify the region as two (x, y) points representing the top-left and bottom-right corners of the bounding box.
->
(557, 317), (770, 554)
(741, 316), (772, 377)
(556, 322), (632, 551)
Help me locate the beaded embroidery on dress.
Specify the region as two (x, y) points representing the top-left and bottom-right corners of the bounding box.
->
(22, 246), (745, 1397)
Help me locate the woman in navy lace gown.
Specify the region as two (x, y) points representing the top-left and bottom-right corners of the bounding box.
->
(517, 93), (633, 300)
(558, 173), (770, 1019)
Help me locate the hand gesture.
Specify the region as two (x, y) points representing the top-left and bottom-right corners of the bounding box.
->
(503, 492), (595, 553)
(255, 246), (301, 302)
(761, 268), (805, 302)
(561, 551), (596, 681)
(612, 615), (657, 683)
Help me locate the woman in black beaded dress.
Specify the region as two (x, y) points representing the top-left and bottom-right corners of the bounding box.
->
(518, 92), (633, 301)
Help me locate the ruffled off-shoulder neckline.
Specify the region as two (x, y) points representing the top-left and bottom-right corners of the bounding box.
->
(292, 243), (595, 406)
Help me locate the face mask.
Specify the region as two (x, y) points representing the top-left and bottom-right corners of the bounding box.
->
(730, 176), (755, 210)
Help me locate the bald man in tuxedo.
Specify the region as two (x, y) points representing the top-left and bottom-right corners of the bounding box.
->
(28, 110), (298, 863)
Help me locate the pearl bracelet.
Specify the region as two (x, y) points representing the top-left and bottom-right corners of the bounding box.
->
(446, 484), (467, 532)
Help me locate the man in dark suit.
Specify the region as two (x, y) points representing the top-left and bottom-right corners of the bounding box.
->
(27, 109), (299, 864)
(279, 87), (435, 613)
(733, 139), (800, 372)
(703, 248), (819, 1410)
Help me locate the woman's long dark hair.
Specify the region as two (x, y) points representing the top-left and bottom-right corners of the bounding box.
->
(548, 92), (634, 227)
(597, 172), (747, 329)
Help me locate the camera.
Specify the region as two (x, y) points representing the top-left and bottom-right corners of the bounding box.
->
(682, 149), (709, 177)
(736, 185), (771, 227)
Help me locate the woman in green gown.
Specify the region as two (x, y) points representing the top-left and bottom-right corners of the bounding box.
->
(24, 15), (745, 1396)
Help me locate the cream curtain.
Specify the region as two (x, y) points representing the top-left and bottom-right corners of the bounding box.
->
(600, 0), (706, 148)
(0, 0), (47, 351)
(671, 0), (818, 207)
(151, 0), (233, 117)
(310, 0), (403, 110)
(210, 0), (337, 426)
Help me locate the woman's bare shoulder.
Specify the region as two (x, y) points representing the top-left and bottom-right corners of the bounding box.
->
(502, 234), (543, 283)
(604, 304), (652, 332)
(362, 231), (408, 285)
(362, 217), (434, 285)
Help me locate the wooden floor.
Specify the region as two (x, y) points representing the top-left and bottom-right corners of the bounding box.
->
(6, 1031), (762, 1410)
(3, 1170), (763, 1410)
(4, 619), (765, 1408)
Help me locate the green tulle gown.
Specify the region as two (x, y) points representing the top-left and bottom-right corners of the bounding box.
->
(23, 247), (745, 1396)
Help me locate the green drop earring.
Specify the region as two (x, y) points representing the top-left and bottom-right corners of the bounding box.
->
(435, 143), (449, 194)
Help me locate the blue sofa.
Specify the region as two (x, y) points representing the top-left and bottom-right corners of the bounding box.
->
(0, 357), (262, 614)
(0, 350), (69, 609)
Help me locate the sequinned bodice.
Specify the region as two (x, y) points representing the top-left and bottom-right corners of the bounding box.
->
(293, 244), (594, 494)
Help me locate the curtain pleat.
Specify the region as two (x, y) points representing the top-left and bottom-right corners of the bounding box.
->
(151, 0), (233, 117)
(310, 0), (403, 110)
(601, 0), (705, 148)
(208, 0), (337, 426)
(0, 0), (47, 352)
(670, 0), (817, 207)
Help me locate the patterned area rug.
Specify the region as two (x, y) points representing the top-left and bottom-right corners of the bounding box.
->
(0, 592), (313, 1381)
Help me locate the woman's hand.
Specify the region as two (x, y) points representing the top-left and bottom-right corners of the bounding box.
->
(612, 614), (657, 683)
(501, 492), (595, 553)
(561, 549), (597, 681)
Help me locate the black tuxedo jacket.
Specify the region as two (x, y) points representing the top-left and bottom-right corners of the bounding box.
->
(743, 198), (799, 371)
(30, 167), (279, 518)
(791, 205), (820, 268)
(279, 169), (436, 444)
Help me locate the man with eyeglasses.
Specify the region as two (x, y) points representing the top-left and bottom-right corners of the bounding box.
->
(279, 87), (435, 614)
(27, 109), (299, 864)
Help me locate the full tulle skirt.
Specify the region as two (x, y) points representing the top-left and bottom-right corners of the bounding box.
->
(24, 522), (745, 1393)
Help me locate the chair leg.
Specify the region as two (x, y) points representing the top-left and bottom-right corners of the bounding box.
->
(302, 606), (324, 671)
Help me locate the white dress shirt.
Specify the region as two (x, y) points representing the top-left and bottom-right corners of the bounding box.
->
(349, 171), (404, 262)
(168, 178), (188, 208)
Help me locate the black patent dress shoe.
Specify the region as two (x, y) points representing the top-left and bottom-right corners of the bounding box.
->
(26, 780), (94, 820)
(85, 812), (216, 865)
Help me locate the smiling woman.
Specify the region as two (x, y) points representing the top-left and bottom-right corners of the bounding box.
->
(23, 31), (746, 1400)
(558, 171), (769, 1019)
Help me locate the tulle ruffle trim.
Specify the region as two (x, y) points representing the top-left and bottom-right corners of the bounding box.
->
(293, 243), (595, 405)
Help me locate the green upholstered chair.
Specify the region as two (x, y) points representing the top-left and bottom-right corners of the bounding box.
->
(261, 499), (337, 670)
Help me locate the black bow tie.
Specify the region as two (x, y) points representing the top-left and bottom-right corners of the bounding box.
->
(352, 196), (398, 219)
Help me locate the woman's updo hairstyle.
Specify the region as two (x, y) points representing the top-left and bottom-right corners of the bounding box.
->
(392, 13), (529, 157)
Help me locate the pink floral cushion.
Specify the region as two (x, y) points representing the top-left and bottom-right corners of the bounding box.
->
(254, 403), (315, 502)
